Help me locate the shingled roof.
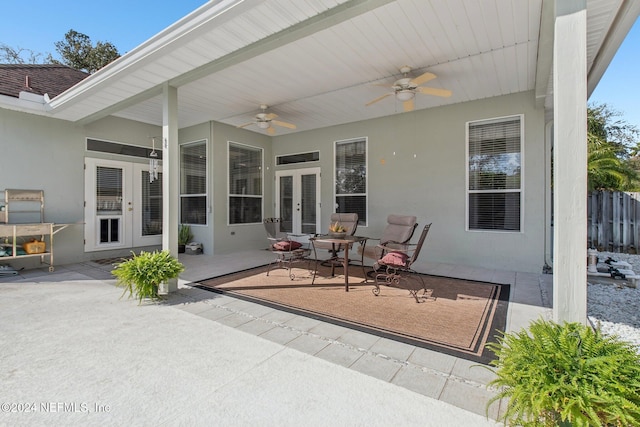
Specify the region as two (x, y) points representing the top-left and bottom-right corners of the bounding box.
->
(0, 64), (89, 99)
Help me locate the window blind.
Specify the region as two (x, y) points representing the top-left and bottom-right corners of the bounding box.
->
(180, 141), (207, 225)
(228, 142), (263, 224)
(96, 166), (122, 214)
(335, 139), (367, 225)
(468, 117), (522, 231)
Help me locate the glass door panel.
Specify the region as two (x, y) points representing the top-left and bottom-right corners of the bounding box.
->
(141, 170), (163, 237)
(300, 173), (317, 235)
(96, 166), (123, 244)
(132, 164), (163, 247)
(279, 176), (293, 233)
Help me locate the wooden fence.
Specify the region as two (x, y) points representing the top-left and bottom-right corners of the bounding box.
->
(587, 191), (640, 253)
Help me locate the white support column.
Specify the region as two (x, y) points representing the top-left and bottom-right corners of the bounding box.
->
(162, 83), (180, 292)
(553, 0), (587, 323)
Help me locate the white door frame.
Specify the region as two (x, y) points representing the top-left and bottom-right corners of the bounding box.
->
(275, 167), (321, 235)
(85, 158), (162, 252)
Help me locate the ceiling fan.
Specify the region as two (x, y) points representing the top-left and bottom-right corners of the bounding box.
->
(365, 66), (452, 112)
(237, 104), (297, 135)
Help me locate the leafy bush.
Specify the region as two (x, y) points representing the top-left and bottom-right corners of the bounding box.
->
(487, 319), (640, 426)
(112, 250), (184, 304)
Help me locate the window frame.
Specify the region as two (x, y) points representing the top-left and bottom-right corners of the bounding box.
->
(334, 137), (368, 227)
(179, 139), (208, 226)
(465, 114), (524, 233)
(227, 141), (264, 226)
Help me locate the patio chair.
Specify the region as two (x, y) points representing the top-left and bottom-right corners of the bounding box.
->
(313, 212), (359, 269)
(372, 223), (433, 302)
(358, 214), (418, 267)
(264, 218), (311, 280)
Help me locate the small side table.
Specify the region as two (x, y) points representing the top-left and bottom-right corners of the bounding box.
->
(309, 235), (368, 291)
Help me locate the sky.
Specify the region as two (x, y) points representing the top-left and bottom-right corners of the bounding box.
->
(0, 1), (208, 57)
(0, 1), (638, 131)
(589, 16), (640, 131)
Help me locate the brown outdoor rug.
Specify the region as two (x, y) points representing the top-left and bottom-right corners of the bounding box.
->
(196, 264), (510, 364)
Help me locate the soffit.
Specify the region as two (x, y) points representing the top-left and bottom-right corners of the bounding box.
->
(40, 0), (638, 135)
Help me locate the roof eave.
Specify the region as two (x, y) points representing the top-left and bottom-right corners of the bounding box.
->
(46, 0), (249, 112)
(587, 0), (640, 97)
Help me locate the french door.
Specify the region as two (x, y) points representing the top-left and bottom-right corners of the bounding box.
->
(85, 158), (163, 251)
(275, 168), (321, 236)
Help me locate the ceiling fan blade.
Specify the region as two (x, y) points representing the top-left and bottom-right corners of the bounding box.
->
(272, 120), (296, 129)
(267, 126), (276, 135)
(417, 86), (452, 97)
(411, 71), (437, 86)
(365, 93), (393, 106)
(265, 113), (278, 120)
(237, 122), (255, 128)
(403, 98), (414, 112)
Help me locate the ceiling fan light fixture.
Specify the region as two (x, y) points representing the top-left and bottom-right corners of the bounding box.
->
(395, 89), (415, 101)
(256, 121), (270, 129)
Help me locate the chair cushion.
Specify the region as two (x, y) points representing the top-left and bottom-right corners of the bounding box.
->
(272, 240), (303, 251)
(379, 251), (409, 267)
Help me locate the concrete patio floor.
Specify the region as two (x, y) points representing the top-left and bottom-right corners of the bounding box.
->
(0, 250), (552, 426)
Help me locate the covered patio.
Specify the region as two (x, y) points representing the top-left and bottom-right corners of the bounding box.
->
(175, 248), (551, 417)
(0, 251), (551, 420)
(2, 1), (638, 324)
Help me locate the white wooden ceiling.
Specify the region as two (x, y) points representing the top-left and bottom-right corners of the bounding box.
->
(45, 0), (634, 136)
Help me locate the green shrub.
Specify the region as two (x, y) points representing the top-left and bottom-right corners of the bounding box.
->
(112, 250), (185, 304)
(487, 319), (640, 426)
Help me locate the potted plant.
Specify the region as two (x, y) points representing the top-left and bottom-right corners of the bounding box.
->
(112, 250), (185, 304)
(178, 224), (193, 253)
(486, 319), (640, 426)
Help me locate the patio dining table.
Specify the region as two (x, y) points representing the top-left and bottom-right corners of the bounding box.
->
(309, 235), (368, 291)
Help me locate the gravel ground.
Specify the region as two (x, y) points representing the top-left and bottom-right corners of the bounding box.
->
(587, 251), (640, 351)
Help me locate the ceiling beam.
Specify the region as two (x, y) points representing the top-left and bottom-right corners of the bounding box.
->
(534, 0), (554, 109)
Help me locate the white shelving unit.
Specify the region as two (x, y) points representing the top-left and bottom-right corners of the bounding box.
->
(0, 189), (70, 272)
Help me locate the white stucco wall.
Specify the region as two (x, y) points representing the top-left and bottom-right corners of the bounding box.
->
(1, 90), (546, 273)
(0, 109), (87, 267)
(273, 91), (546, 273)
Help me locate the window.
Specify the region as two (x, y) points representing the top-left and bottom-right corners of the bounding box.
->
(276, 151), (319, 165)
(180, 140), (207, 225)
(229, 142), (263, 224)
(87, 138), (163, 160)
(335, 138), (367, 225)
(467, 115), (522, 231)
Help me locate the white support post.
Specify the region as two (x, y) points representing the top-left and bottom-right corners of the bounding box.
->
(162, 83), (180, 292)
(553, 0), (588, 323)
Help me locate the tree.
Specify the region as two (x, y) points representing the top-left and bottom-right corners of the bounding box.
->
(50, 30), (120, 73)
(587, 103), (640, 191)
(1, 30), (120, 73)
(0, 44), (45, 64)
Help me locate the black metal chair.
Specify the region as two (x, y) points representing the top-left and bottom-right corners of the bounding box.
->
(263, 218), (311, 280)
(358, 214), (418, 266)
(372, 223), (433, 302)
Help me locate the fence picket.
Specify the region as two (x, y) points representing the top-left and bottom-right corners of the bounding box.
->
(587, 191), (640, 254)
